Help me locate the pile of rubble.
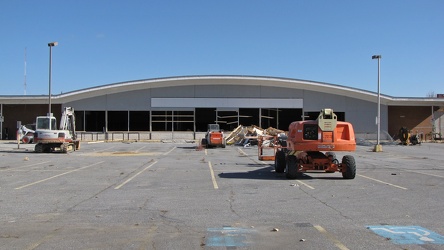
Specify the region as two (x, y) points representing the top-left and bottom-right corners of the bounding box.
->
(225, 125), (285, 146)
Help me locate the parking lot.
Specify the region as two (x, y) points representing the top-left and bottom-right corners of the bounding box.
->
(1, 141), (444, 249)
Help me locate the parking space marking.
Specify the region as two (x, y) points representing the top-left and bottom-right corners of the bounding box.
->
(206, 226), (255, 247)
(86, 141), (105, 144)
(238, 147), (270, 166)
(25, 228), (61, 250)
(88, 145), (117, 153)
(135, 145), (147, 152)
(237, 147), (247, 156)
(367, 225), (444, 244)
(296, 180), (315, 190)
(78, 145), (117, 156)
(0, 161), (51, 172)
(208, 161), (219, 189)
(114, 161), (158, 189)
(401, 169), (444, 179)
(314, 225), (350, 250)
(239, 147), (316, 190)
(357, 174), (408, 190)
(15, 161), (105, 190)
(163, 146), (176, 155)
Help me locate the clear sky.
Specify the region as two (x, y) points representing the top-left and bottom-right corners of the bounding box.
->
(1, 0), (443, 97)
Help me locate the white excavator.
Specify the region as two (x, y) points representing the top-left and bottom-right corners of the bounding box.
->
(33, 107), (80, 153)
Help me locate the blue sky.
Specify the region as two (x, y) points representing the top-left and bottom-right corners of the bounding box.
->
(1, 0), (443, 97)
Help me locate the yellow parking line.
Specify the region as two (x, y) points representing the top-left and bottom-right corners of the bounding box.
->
(15, 161), (104, 190)
(114, 161), (158, 189)
(314, 225), (350, 250)
(357, 174), (407, 190)
(208, 161), (219, 189)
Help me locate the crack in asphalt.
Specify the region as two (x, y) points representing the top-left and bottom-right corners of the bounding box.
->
(66, 159), (156, 212)
(298, 186), (353, 221)
(229, 189), (242, 219)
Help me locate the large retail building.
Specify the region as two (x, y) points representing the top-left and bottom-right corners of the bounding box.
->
(1, 75), (443, 141)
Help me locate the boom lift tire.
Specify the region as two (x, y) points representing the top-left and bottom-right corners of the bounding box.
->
(341, 155), (356, 179)
(274, 150), (286, 173)
(325, 152), (337, 173)
(286, 155), (301, 179)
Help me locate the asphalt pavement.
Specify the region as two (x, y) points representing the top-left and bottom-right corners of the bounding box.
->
(1, 140), (444, 249)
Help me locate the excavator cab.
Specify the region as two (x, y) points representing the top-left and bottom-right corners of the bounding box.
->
(36, 115), (57, 130)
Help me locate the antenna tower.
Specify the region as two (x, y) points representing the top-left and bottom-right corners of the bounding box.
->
(24, 47), (27, 95)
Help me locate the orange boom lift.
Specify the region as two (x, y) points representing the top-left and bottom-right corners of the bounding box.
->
(258, 108), (356, 179)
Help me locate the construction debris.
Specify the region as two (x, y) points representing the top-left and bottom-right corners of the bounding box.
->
(225, 125), (285, 146)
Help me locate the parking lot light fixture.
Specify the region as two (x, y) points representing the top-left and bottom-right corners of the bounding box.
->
(372, 55), (382, 152)
(48, 42), (58, 116)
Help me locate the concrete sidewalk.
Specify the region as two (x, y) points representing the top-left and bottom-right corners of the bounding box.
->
(0, 140), (35, 152)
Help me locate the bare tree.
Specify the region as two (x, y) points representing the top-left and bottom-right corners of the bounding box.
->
(427, 91), (435, 97)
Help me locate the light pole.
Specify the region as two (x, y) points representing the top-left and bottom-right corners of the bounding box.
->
(372, 55), (382, 152)
(48, 41), (58, 117)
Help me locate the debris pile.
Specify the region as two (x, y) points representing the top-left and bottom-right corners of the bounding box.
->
(225, 125), (285, 146)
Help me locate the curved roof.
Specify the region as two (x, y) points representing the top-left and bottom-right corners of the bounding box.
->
(1, 75), (443, 106)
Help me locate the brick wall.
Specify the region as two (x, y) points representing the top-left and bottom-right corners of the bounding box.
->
(388, 106), (438, 140)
